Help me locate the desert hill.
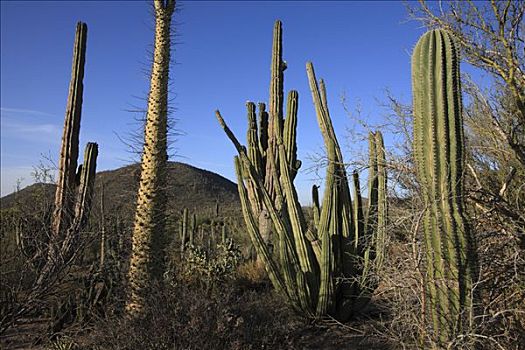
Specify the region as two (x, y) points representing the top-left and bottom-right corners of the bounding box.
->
(1, 162), (241, 222)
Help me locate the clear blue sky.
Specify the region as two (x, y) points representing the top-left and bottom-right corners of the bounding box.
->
(1, 0), (427, 202)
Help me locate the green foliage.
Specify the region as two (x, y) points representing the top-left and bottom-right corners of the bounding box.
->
(180, 238), (242, 290)
(46, 336), (77, 350)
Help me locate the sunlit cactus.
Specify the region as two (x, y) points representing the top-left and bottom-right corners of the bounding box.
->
(37, 21), (99, 287)
(412, 29), (478, 342)
(126, 0), (176, 318)
(216, 21), (387, 321)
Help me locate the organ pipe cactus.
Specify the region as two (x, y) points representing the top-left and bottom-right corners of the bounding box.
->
(37, 22), (98, 287)
(126, 0), (176, 317)
(215, 21), (387, 321)
(240, 21), (301, 264)
(412, 29), (478, 342)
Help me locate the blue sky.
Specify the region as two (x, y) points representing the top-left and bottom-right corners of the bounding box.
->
(1, 0), (428, 202)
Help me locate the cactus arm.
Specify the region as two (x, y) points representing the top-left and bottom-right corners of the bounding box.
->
(246, 102), (263, 175)
(221, 225), (226, 244)
(319, 79), (329, 116)
(312, 185), (320, 229)
(234, 156), (287, 296)
(264, 20), (285, 205)
(73, 143), (98, 230)
(216, 110), (246, 154)
(277, 140), (318, 305)
(306, 62), (356, 286)
(60, 143), (98, 262)
(283, 90), (300, 179)
(353, 170), (374, 303)
(306, 64), (331, 154)
(277, 230), (302, 310)
(257, 102), (269, 169)
(366, 132), (379, 239)
(53, 22), (87, 237)
(374, 132), (387, 271)
(352, 171), (365, 255)
(268, 21), (284, 136)
(244, 102), (265, 216)
(315, 180), (338, 316)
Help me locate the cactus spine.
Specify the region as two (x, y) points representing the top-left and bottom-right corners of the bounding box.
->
(126, 0), (176, 317)
(37, 22), (98, 287)
(216, 21), (387, 321)
(412, 29), (478, 342)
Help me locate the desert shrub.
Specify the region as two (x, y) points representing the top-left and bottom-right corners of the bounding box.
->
(83, 280), (303, 350)
(173, 238), (242, 291)
(236, 260), (268, 286)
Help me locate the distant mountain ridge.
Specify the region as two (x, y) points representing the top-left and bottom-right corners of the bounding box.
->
(1, 162), (241, 221)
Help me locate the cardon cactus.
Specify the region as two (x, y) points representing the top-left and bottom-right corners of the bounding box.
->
(216, 20), (387, 321)
(126, 0), (176, 317)
(233, 21), (302, 266)
(36, 21), (98, 287)
(412, 29), (478, 342)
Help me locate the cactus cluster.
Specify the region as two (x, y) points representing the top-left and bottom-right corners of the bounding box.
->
(412, 29), (478, 341)
(216, 21), (387, 321)
(179, 208), (232, 254)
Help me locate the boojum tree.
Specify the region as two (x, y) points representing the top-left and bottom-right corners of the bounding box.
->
(126, 0), (176, 317)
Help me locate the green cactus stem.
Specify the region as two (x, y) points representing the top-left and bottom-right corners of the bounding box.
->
(180, 208), (189, 255)
(412, 29), (478, 342)
(221, 224), (227, 244)
(215, 21), (388, 321)
(36, 22), (99, 289)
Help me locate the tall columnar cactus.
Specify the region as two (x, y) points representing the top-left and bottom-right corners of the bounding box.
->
(126, 0), (176, 317)
(36, 22), (99, 287)
(215, 21), (387, 321)
(237, 21), (301, 265)
(412, 29), (478, 342)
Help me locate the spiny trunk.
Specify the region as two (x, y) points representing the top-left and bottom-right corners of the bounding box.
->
(126, 0), (175, 318)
